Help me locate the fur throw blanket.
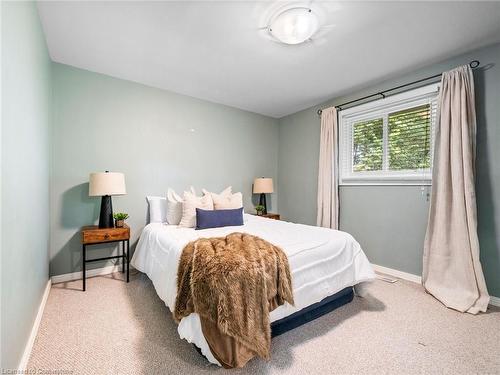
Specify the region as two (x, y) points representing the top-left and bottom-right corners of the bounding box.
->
(174, 232), (294, 365)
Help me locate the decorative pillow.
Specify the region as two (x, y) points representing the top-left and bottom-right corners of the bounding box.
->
(146, 196), (167, 223)
(196, 207), (244, 230)
(202, 186), (232, 198)
(211, 191), (243, 210)
(178, 191), (214, 228)
(166, 188), (183, 225)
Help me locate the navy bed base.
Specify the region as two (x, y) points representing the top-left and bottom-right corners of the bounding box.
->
(271, 286), (354, 337)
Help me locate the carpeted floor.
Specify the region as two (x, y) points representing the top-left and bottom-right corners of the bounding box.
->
(28, 271), (500, 374)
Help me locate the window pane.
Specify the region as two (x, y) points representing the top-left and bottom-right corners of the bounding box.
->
(388, 105), (431, 170)
(352, 118), (383, 172)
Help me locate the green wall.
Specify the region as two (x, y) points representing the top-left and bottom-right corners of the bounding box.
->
(50, 63), (279, 277)
(1, 1), (52, 369)
(278, 42), (500, 296)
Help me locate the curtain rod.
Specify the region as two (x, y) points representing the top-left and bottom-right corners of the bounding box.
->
(317, 60), (480, 116)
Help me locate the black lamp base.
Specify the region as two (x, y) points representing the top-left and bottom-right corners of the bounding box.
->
(259, 193), (268, 215)
(99, 195), (114, 228)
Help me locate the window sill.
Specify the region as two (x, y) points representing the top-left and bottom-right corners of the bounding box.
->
(340, 181), (432, 186)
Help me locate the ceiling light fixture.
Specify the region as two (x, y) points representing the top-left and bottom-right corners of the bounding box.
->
(268, 7), (320, 45)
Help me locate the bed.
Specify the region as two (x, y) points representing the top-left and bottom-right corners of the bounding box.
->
(131, 214), (375, 366)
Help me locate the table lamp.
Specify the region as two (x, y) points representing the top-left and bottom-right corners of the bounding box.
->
(89, 171), (126, 228)
(253, 177), (273, 215)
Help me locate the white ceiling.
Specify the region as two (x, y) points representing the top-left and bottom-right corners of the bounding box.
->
(37, 1), (500, 118)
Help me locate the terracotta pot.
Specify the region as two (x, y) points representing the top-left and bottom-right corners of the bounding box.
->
(115, 219), (124, 228)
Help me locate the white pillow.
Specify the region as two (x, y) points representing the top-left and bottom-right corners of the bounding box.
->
(146, 196), (167, 223)
(212, 191), (243, 210)
(166, 188), (183, 225)
(178, 191), (214, 228)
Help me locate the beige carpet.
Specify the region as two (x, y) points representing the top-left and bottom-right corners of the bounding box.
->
(28, 271), (500, 374)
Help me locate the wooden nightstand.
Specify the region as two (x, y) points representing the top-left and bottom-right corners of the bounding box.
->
(81, 224), (130, 291)
(254, 213), (280, 220)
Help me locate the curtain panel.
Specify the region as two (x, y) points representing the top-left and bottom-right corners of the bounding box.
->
(317, 107), (339, 229)
(423, 65), (489, 314)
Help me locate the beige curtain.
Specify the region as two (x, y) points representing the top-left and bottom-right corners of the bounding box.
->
(423, 65), (489, 314)
(317, 106), (339, 229)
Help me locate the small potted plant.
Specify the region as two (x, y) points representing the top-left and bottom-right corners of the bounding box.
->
(255, 205), (265, 216)
(113, 212), (129, 228)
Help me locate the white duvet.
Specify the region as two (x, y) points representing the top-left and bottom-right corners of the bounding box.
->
(131, 214), (375, 365)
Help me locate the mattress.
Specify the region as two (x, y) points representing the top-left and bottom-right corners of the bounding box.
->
(131, 214), (375, 365)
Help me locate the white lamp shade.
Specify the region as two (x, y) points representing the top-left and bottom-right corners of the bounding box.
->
(253, 178), (274, 194)
(89, 172), (126, 196)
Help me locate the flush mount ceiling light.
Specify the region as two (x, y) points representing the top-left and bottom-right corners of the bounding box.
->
(268, 7), (320, 45)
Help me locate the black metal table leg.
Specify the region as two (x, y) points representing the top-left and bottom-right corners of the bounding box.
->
(83, 244), (86, 291)
(122, 240), (125, 273)
(126, 239), (130, 283)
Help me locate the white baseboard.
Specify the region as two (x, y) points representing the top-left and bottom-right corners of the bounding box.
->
(489, 295), (500, 307)
(371, 263), (500, 308)
(51, 264), (127, 284)
(18, 279), (52, 371)
(372, 263), (422, 284)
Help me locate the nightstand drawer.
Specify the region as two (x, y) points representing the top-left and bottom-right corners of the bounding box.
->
(252, 213), (280, 220)
(263, 213), (280, 220)
(82, 226), (129, 244)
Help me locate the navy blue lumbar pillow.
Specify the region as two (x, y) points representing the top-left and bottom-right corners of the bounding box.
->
(196, 207), (244, 230)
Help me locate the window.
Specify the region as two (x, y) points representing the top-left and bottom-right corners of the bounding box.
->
(339, 84), (438, 185)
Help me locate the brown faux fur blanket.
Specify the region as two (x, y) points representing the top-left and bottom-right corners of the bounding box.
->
(174, 232), (294, 368)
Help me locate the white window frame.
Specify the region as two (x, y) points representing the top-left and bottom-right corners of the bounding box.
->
(339, 83), (439, 186)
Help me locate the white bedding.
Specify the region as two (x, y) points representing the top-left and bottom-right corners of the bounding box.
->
(131, 214), (375, 365)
